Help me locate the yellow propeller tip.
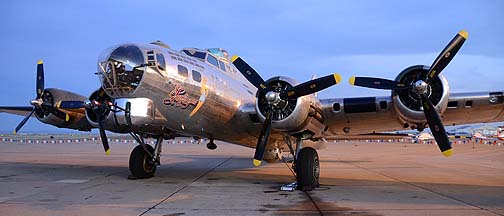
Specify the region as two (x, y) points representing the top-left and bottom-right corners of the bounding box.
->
(252, 159), (262, 167)
(348, 76), (356, 85)
(13, 130), (17, 135)
(442, 149), (453, 157)
(231, 55), (239, 62)
(37, 60), (43, 64)
(105, 149), (111, 155)
(333, 73), (342, 84)
(458, 30), (469, 39)
(65, 114), (70, 122)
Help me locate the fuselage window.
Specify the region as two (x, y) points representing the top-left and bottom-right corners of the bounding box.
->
(156, 53), (166, 70)
(177, 65), (188, 78)
(192, 70), (202, 83)
(218, 60), (226, 72)
(226, 65), (234, 74)
(207, 54), (219, 68)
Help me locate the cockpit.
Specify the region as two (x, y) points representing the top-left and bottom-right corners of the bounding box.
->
(181, 47), (235, 73)
(97, 45), (146, 97)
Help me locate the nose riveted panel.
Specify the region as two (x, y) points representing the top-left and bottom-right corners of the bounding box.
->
(98, 45), (146, 98)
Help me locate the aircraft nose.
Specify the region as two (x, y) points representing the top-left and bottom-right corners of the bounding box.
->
(97, 45), (146, 97)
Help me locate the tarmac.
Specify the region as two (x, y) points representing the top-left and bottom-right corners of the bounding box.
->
(0, 136), (503, 216)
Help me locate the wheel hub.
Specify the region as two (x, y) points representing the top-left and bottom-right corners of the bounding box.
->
(313, 156), (320, 180)
(142, 154), (155, 173)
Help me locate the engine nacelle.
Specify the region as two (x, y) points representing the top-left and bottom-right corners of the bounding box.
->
(255, 76), (326, 138)
(85, 89), (160, 134)
(84, 89), (129, 133)
(36, 88), (92, 131)
(392, 65), (450, 129)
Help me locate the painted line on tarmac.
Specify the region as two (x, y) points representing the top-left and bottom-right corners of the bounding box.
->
(139, 157), (233, 216)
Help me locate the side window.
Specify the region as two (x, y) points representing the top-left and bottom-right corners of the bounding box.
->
(177, 65), (188, 77)
(226, 65), (233, 74)
(192, 70), (202, 83)
(156, 53), (166, 70)
(207, 54), (219, 68)
(218, 60), (226, 72)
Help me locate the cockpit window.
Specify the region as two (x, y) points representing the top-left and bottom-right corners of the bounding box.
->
(207, 54), (219, 68)
(183, 50), (206, 60)
(156, 53), (166, 70)
(98, 45), (145, 97)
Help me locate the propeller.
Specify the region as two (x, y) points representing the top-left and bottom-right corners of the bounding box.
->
(58, 99), (111, 155)
(348, 30), (468, 157)
(14, 109), (36, 134)
(93, 101), (110, 155)
(231, 55), (341, 166)
(13, 60), (69, 134)
(253, 111), (272, 166)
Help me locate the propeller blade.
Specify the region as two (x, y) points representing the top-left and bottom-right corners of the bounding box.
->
(36, 60), (44, 99)
(95, 113), (110, 155)
(57, 100), (85, 109)
(253, 111), (273, 166)
(13, 108), (36, 134)
(231, 55), (269, 93)
(420, 94), (452, 157)
(349, 76), (402, 90)
(281, 73), (341, 99)
(425, 30), (468, 83)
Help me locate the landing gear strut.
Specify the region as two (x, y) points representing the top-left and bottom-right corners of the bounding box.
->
(285, 136), (320, 191)
(128, 133), (163, 179)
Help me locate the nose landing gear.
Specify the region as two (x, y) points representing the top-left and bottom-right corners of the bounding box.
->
(129, 144), (156, 179)
(128, 133), (163, 179)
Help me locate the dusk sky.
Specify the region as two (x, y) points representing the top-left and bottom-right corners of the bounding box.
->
(1, 0), (502, 133)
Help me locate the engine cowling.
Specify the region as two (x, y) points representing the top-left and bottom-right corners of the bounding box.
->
(84, 89), (130, 133)
(255, 76), (326, 138)
(84, 88), (159, 134)
(392, 65), (450, 129)
(36, 88), (92, 131)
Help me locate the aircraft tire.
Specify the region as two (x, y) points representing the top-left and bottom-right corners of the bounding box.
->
(206, 142), (217, 150)
(129, 144), (156, 179)
(295, 147), (320, 191)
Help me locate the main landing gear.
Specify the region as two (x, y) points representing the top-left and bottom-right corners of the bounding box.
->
(128, 133), (163, 179)
(285, 136), (320, 191)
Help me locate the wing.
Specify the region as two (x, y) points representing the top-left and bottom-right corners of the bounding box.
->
(319, 91), (504, 136)
(323, 132), (414, 140)
(0, 106), (34, 117)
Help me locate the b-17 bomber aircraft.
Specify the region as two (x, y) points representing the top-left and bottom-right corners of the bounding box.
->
(1, 30), (503, 190)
